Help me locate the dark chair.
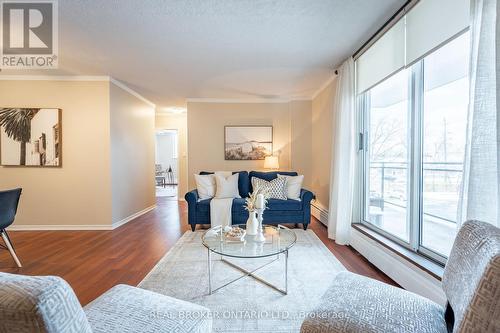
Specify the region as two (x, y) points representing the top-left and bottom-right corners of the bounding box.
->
(0, 188), (22, 267)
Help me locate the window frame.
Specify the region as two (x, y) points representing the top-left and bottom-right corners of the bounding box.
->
(357, 31), (468, 265)
(359, 67), (415, 252)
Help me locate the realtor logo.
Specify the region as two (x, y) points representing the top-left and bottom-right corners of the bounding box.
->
(1, 0), (58, 69)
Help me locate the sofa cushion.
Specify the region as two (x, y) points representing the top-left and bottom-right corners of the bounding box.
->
(232, 198), (302, 212)
(231, 198), (246, 211)
(249, 171), (297, 192)
(197, 198), (211, 213)
(267, 198), (302, 211)
(200, 171), (250, 198)
(0, 272), (92, 333)
(84, 284), (212, 333)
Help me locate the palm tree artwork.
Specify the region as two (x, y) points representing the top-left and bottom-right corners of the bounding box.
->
(0, 108), (40, 165)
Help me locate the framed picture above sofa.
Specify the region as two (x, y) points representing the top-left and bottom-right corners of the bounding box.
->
(0, 108), (62, 167)
(224, 126), (272, 160)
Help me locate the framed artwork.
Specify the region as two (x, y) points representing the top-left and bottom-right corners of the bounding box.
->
(0, 108), (62, 167)
(224, 126), (273, 160)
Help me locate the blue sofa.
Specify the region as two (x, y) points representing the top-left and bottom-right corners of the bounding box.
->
(185, 171), (315, 231)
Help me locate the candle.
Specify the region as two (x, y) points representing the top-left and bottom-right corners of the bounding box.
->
(256, 194), (265, 209)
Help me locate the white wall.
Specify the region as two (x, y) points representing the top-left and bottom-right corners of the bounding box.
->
(186, 101), (313, 190)
(110, 82), (156, 225)
(0, 79), (156, 229)
(0, 80), (113, 228)
(311, 78), (337, 209)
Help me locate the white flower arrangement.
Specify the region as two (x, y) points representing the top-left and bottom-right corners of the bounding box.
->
(244, 184), (270, 212)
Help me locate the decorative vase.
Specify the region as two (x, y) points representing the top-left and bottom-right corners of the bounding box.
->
(246, 210), (259, 235)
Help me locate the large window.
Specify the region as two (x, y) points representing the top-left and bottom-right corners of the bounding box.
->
(364, 69), (410, 242)
(360, 32), (470, 263)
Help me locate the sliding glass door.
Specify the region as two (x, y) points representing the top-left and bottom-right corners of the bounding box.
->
(420, 33), (470, 258)
(364, 69), (411, 242)
(360, 32), (470, 263)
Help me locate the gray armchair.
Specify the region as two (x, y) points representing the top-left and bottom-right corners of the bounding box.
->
(0, 272), (212, 333)
(301, 220), (500, 333)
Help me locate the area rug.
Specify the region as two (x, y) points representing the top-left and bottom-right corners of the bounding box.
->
(139, 229), (346, 332)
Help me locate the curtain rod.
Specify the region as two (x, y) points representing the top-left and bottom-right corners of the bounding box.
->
(352, 0), (418, 60)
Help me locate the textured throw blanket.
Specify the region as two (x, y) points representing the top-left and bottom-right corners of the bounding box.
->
(210, 171), (234, 229)
(210, 197), (233, 229)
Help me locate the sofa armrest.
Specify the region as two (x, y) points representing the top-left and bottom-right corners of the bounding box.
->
(185, 190), (199, 228)
(300, 189), (315, 228)
(300, 189), (315, 203)
(185, 189), (199, 203)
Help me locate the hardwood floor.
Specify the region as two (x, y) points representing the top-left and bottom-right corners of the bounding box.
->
(0, 197), (397, 305)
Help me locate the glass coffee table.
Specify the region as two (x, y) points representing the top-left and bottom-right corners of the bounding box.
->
(201, 224), (296, 295)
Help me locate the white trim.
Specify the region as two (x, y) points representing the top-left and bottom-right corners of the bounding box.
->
(110, 78), (156, 108)
(0, 76), (329, 104)
(0, 75), (156, 108)
(311, 201), (329, 226)
(8, 224), (113, 231)
(112, 205), (157, 229)
(350, 228), (446, 305)
(311, 73), (337, 100)
(290, 97), (314, 102)
(8, 205), (157, 231)
(186, 97), (311, 104)
(311, 203), (446, 305)
(0, 75), (110, 81)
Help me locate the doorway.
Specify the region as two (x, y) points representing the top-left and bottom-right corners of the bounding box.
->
(155, 129), (178, 199)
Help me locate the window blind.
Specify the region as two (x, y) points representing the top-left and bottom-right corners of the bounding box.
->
(355, 0), (470, 95)
(405, 0), (470, 66)
(356, 19), (405, 94)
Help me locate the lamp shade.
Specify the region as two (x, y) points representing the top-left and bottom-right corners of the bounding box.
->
(264, 156), (279, 170)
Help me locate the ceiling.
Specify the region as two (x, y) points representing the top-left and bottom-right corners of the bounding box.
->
(1, 0), (405, 108)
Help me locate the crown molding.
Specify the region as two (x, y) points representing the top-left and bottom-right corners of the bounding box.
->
(0, 75), (110, 81)
(311, 73), (337, 100)
(0, 74), (333, 105)
(156, 110), (187, 116)
(0, 75), (156, 108)
(186, 97), (312, 104)
(110, 78), (156, 108)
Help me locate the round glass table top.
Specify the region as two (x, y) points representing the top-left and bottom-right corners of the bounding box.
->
(201, 224), (296, 258)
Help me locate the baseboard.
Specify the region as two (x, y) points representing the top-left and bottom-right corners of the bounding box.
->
(311, 201), (328, 226)
(8, 205), (157, 231)
(112, 205), (157, 229)
(8, 224), (113, 231)
(350, 228), (446, 305)
(310, 202), (446, 305)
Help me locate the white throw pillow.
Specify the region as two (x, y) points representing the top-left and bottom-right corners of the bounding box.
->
(215, 173), (241, 199)
(278, 174), (304, 200)
(194, 174), (216, 200)
(251, 177), (288, 200)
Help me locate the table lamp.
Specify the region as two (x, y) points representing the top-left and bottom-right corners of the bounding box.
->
(264, 156), (279, 170)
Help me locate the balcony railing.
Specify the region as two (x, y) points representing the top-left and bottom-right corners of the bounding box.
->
(369, 161), (463, 224)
